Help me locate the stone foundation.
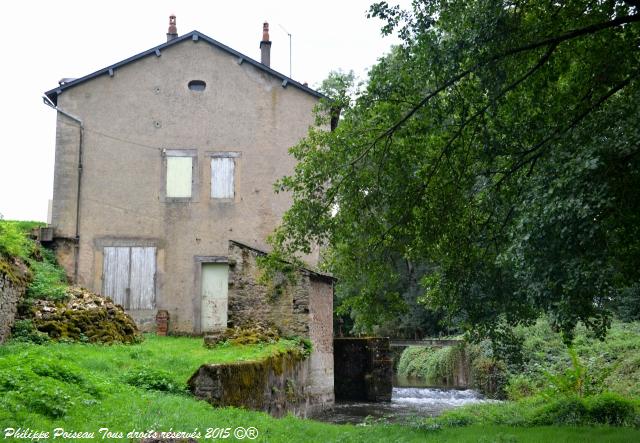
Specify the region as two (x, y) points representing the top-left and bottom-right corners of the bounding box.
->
(333, 338), (393, 402)
(188, 348), (313, 417)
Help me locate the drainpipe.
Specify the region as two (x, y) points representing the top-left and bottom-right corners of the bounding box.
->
(42, 95), (84, 284)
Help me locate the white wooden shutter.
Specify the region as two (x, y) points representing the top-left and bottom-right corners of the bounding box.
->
(211, 157), (234, 198)
(103, 246), (130, 307)
(129, 247), (156, 310)
(166, 156), (193, 198)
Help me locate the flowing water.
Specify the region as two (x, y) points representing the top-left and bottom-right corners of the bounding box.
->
(313, 375), (489, 425)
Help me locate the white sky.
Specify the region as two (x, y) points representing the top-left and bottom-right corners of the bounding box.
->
(0, 0), (407, 222)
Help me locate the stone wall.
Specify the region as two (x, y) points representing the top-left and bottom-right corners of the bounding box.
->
(227, 241), (310, 337)
(227, 240), (334, 412)
(0, 259), (28, 344)
(334, 338), (393, 402)
(188, 348), (310, 418)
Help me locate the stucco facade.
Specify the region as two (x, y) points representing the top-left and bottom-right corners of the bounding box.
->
(46, 30), (325, 331)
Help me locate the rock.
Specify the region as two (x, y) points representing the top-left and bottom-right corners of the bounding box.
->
(29, 286), (142, 343)
(203, 331), (225, 347)
(204, 324), (280, 348)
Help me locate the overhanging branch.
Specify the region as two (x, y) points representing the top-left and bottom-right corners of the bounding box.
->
(350, 13), (640, 167)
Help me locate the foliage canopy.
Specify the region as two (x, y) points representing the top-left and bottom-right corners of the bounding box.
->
(270, 0), (640, 341)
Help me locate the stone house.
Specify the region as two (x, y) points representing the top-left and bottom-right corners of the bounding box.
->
(43, 17), (333, 407)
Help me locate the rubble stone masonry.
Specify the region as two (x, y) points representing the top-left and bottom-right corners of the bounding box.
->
(0, 260), (27, 344)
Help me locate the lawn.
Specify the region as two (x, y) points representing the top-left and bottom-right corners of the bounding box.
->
(1, 335), (639, 442)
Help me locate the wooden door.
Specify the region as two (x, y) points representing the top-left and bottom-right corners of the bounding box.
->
(103, 246), (156, 309)
(201, 263), (228, 332)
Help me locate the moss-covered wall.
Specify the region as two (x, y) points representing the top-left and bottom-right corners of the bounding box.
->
(333, 338), (393, 402)
(0, 258), (28, 344)
(187, 348), (311, 418)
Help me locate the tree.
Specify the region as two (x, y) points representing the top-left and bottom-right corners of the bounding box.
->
(270, 0), (640, 341)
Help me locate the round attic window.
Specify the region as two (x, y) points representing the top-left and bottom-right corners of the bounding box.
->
(188, 80), (206, 91)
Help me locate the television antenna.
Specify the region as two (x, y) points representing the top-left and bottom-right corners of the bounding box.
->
(279, 24), (292, 78)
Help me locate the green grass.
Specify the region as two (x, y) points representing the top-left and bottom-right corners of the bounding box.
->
(1, 336), (638, 442)
(0, 334), (302, 386)
(0, 220), (43, 259)
(0, 219), (68, 300)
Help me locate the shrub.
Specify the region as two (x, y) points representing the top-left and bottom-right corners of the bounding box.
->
(10, 319), (50, 344)
(531, 393), (638, 426)
(505, 374), (537, 401)
(532, 395), (588, 425)
(586, 392), (637, 426)
(542, 347), (591, 397)
(123, 367), (185, 394)
(471, 357), (508, 399)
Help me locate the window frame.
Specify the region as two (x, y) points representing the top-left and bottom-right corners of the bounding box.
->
(162, 149), (198, 202)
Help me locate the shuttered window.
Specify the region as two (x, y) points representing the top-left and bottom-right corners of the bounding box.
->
(211, 157), (235, 199)
(103, 246), (156, 310)
(166, 156), (193, 198)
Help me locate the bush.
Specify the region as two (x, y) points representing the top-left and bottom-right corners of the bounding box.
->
(471, 357), (508, 399)
(585, 392), (637, 426)
(532, 395), (588, 425)
(532, 393), (638, 426)
(123, 367), (185, 394)
(505, 374), (537, 401)
(10, 319), (50, 344)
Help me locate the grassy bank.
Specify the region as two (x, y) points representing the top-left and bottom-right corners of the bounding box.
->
(0, 219), (68, 301)
(3, 337), (637, 442)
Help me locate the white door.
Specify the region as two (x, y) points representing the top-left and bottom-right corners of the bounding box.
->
(201, 263), (228, 332)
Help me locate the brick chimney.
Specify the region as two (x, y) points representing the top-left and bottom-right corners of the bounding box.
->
(260, 22), (271, 67)
(167, 14), (178, 42)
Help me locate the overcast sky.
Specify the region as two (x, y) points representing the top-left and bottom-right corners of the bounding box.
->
(0, 0), (408, 222)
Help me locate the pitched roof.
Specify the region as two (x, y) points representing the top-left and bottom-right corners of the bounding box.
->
(44, 30), (325, 105)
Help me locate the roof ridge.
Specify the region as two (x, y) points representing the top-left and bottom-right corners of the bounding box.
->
(44, 29), (325, 104)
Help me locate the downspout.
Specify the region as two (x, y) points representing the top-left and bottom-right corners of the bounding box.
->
(42, 95), (84, 284)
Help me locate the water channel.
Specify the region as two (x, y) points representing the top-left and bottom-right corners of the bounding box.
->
(314, 375), (489, 425)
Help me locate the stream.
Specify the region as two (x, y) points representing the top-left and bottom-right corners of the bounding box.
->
(313, 375), (489, 425)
